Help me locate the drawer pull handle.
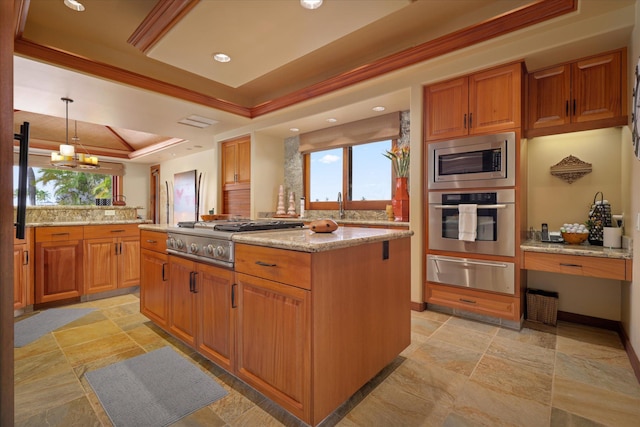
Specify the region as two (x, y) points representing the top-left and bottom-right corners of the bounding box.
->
(111, 229), (125, 233)
(146, 239), (157, 243)
(560, 263), (582, 267)
(231, 283), (237, 308)
(255, 261), (277, 267)
(162, 263), (167, 281)
(52, 232), (69, 236)
(459, 298), (477, 304)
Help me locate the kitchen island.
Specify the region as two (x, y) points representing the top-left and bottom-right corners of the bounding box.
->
(139, 225), (412, 426)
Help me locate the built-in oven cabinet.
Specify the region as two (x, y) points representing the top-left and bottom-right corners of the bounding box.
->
(427, 282), (520, 321)
(424, 62), (522, 141)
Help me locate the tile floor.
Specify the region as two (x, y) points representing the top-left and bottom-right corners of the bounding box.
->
(13, 293), (640, 427)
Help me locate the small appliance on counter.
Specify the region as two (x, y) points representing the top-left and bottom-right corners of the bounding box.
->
(540, 223), (563, 243)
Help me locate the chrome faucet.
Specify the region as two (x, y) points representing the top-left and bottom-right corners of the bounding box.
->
(337, 192), (345, 219)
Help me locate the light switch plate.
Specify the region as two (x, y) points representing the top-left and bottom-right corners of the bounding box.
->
(104, 210), (115, 216)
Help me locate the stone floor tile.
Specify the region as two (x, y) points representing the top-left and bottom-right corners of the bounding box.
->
(446, 316), (500, 336)
(549, 407), (607, 427)
(486, 335), (556, 376)
(53, 319), (122, 347)
(496, 324), (557, 350)
(14, 348), (70, 387)
(429, 323), (494, 354)
(552, 376), (640, 427)
(60, 331), (141, 367)
(15, 396), (101, 427)
(410, 339), (484, 377)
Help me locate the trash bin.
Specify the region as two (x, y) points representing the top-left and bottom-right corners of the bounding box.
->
(526, 289), (558, 326)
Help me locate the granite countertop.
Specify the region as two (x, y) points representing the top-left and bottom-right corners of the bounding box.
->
(232, 227), (413, 252)
(521, 240), (632, 260)
(270, 216), (410, 228)
(139, 224), (413, 253)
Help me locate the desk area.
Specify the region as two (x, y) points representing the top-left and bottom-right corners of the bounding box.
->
(521, 240), (632, 281)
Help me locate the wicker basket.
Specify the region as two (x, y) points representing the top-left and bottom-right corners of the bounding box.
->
(526, 289), (559, 326)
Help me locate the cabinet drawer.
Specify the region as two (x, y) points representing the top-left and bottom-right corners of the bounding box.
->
(84, 224), (140, 239)
(427, 283), (518, 320)
(523, 251), (626, 280)
(235, 244), (311, 289)
(35, 226), (83, 242)
(140, 230), (167, 252)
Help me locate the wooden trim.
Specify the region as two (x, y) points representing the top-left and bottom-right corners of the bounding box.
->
(618, 324), (640, 383)
(410, 301), (427, 312)
(250, 0), (577, 117)
(14, 0), (576, 119)
(13, 38), (252, 118)
(557, 310), (619, 331)
(106, 126), (136, 152)
(127, 0), (200, 54)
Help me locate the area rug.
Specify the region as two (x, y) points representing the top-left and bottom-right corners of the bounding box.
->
(14, 307), (96, 347)
(85, 346), (228, 427)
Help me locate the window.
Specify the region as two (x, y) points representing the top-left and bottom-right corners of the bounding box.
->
(13, 166), (112, 206)
(305, 139), (394, 210)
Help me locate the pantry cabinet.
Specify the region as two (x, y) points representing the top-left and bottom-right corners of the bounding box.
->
(526, 48), (626, 137)
(140, 230), (169, 329)
(221, 135), (251, 217)
(13, 227), (33, 310)
(35, 226), (84, 304)
(425, 62), (522, 141)
(83, 224), (140, 294)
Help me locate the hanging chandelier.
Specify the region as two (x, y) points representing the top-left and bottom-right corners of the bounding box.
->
(51, 97), (100, 169)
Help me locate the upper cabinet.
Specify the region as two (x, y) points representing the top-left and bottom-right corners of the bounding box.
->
(425, 62), (523, 141)
(221, 136), (251, 189)
(526, 48), (627, 138)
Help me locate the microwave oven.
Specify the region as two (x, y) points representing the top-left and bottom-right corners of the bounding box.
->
(428, 132), (516, 189)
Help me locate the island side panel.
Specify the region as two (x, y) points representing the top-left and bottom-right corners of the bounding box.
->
(311, 237), (411, 425)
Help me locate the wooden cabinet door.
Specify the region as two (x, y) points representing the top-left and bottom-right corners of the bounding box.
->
(527, 64), (571, 130)
(168, 255), (197, 346)
(236, 138), (251, 185)
(469, 62), (521, 135)
(84, 238), (118, 294)
(572, 51), (621, 123)
(425, 76), (469, 141)
(140, 248), (169, 328)
(235, 272), (310, 421)
(35, 240), (83, 304)
(118, 236), (140, 288)
(222, 142), (238, 187)
(13, 244), (27, 309)
(197, 263), (234, 371)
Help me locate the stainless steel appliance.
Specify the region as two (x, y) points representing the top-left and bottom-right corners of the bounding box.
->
(166, 220), (305, 268)
(428, 189), (515, 257)
(428, 132), (515, 189)
(426, 254), (515, 294)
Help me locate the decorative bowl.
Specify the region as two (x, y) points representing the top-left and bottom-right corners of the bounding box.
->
(561, 232), (589, 245)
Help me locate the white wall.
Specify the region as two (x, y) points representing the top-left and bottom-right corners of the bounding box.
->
(621, 0), (640, 360)
(157, 147), (218, 225)
(122, 162), (150, 219)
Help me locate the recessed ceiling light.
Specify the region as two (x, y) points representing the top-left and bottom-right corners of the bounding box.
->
(300, 0), (323, 10)
(289, 127), (300, 132)
(326, 118), (337, 123)
(64, 0), (85, 11)
(213, 53), (231, 63)
(372, 106), (386, 112)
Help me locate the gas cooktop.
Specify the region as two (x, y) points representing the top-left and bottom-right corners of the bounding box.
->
(213, 220), (305, 232)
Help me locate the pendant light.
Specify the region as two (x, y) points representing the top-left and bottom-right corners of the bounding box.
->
(50, 97), (100, 169)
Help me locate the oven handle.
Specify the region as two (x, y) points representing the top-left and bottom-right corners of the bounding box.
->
(433, 204), (507, 209)
(432, 257), (509, 269)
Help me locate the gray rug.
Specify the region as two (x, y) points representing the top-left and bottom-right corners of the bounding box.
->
(14, 307), (96, 347)
(85, 346), (228, 427)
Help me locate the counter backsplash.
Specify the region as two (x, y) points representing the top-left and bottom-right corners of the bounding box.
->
(259, 209), (389, 222)
(16, 206), (141, 224)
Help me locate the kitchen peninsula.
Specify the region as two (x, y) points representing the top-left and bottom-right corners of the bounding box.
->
(139, 224), (412, 426)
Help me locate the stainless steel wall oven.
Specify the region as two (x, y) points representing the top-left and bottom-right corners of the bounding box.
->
(428, 189), (515, 257)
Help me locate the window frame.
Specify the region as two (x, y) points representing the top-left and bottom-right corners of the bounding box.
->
(303, 139), (399, 211)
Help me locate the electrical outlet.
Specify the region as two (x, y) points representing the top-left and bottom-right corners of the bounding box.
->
(105, 210), (115, 216)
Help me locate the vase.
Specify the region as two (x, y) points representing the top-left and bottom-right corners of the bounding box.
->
(392, 177), (409, 222)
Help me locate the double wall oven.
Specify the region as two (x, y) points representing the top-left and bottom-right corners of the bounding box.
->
(427, 132), (517, 295)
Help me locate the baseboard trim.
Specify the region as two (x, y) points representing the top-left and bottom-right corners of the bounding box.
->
(557, 311), (619, 331)
(558, 311), (640, 383)
(410, 301), (427, 311)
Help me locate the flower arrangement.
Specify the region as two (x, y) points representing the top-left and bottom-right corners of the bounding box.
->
(382, 145), (410, 178)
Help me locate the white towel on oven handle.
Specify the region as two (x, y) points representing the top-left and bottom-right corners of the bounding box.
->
(458, 204), (477, 242)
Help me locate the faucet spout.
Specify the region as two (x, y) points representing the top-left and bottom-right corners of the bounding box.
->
(337, 192), (345, 219)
